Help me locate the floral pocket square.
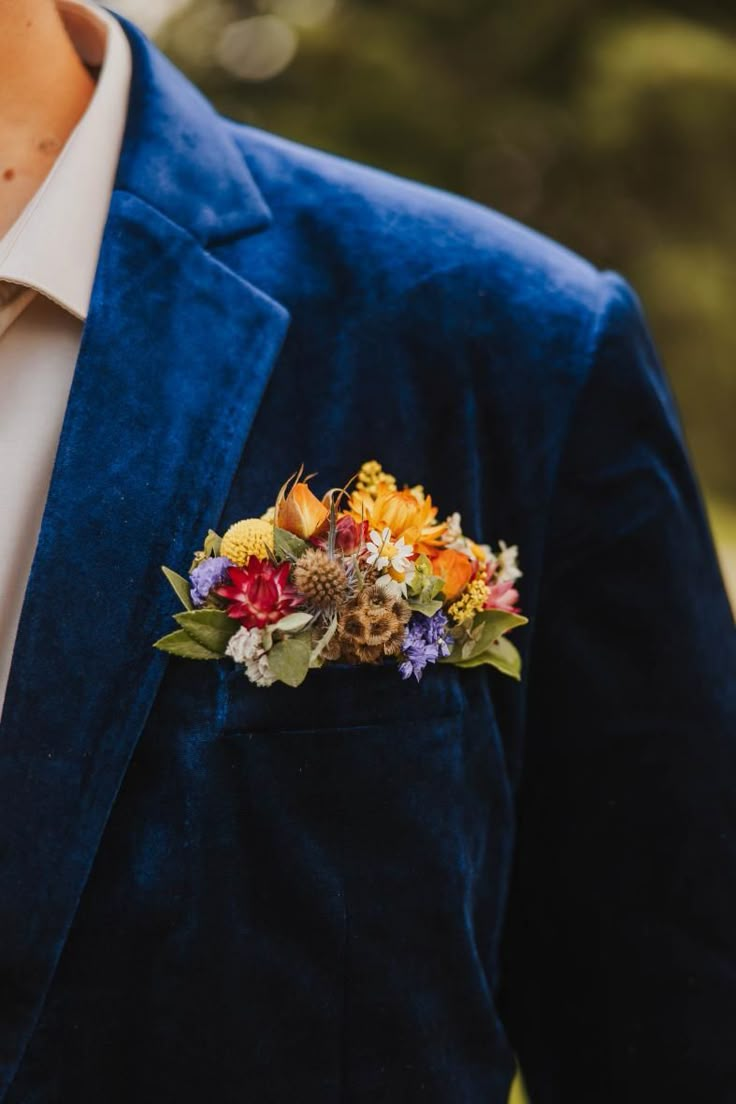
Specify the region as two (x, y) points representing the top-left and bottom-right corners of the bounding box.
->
(155, 460), (527, 688)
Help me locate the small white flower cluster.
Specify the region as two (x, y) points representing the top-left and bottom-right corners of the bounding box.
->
(443, 511), (463, 544)
(442, 512), (493, 565)
(226, 626), (276, 688)
(497, 540), (522, 583)
(442, 513), (521, 582)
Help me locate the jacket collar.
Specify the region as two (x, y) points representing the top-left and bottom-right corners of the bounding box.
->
(114, 13), (272, 244)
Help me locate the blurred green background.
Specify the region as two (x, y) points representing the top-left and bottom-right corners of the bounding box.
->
(112, 5), (735, 1094)
(115, 0), (736, 604)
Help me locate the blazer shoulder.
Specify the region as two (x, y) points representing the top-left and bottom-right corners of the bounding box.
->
(226, 120), (606, 333)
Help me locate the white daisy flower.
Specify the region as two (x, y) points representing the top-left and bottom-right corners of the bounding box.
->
(365, 527), (414, 574)
(365, 526), (416, 597)
(373, 572), (407, 600)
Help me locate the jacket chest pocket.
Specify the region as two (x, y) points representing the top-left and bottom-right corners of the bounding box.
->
(220, 657), (466, 736)
(216, 660), (481, 875)
(215, 660), (502, 891)
(148, 658), (506, 919)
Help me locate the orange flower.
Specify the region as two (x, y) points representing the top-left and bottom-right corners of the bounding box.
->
(430, 548), (473, 601)
(276, 481), (329, 539)
(348, 485), (446, 549)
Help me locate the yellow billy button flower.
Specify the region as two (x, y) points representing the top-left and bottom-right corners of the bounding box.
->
(221, 518), (274, 565)
(448, 577), (490, 623)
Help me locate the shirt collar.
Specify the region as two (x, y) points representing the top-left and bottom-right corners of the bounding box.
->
(0, 1), (132, 322)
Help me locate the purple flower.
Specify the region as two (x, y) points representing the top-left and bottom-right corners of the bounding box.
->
(399, 610), (453, 682)
(190, 556), (233, 607)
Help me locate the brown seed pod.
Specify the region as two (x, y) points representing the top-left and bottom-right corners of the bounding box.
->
(323, 581), (410, 664)
(292, 548), (348, 609)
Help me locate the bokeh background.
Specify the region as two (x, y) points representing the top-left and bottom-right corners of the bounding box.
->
(114, 0), (736, 609)
(110, 1), (736, 1092)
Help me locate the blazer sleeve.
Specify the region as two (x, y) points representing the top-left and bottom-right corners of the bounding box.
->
(499, 271), (736, 1102)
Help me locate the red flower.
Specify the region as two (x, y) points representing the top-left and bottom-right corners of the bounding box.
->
(215, 556), (304, 628)
(311, 515), (369, 555)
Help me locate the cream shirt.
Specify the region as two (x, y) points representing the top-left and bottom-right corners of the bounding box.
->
(0, 1), (132, 717)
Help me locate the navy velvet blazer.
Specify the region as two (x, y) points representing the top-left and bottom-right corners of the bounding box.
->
(1, 15), (734, 1104)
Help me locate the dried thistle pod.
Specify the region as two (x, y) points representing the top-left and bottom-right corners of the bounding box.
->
(293, 548), (348, 609)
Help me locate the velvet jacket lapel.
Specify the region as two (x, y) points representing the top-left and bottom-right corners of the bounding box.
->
(0, 22), (290, 1098)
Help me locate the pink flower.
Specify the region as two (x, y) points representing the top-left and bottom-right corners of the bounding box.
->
(215, 556), (304, 628)
(484, 578), (521, 614)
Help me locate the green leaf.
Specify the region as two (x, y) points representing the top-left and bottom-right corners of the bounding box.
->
(407, 597), (444, 617)
(413, 579), (445, 604)
(273, 611), (314, 634)
(174, 609), (238, 655)
(409, 553), (434, 583)
(161, 565), (193, 611)
(408, 554), (445, 602)
(153, 629), (220, 660)
(310, 613), (338, 667)
(273, 526), (308, 561)
(203, 530), (222, 557)
(452, 609), (528, 662)
(267, 632), (312, 687)
(443, 604), (529, 662)
(429, 577), (446, 600)
(450, 637), (523, 680)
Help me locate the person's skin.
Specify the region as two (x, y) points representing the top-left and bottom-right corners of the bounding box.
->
(0, 0), (95, 239)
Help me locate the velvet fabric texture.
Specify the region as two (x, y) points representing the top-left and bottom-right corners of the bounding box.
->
(0, 15), (734, 1104)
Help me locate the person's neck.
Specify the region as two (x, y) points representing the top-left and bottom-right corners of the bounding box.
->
(0, 0), (96, 240)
